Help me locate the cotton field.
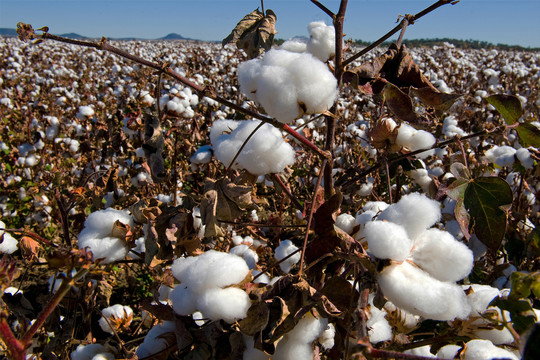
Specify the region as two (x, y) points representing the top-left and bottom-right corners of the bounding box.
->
(0, 31), (539, 360)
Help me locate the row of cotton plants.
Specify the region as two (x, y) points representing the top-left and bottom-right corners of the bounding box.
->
(1, 14), (539, 360)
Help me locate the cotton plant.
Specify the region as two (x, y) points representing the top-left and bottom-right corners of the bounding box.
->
(360, 193), (474, 321)
(98, 304), (133, 335)
(237, 49), (338, 123)
(77, 208), (134, 264)
(169, 250), (251, 323)
(210, 119), (296, 175)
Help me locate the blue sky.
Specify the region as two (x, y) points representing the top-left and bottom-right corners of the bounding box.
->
(1, 0), (539, 47)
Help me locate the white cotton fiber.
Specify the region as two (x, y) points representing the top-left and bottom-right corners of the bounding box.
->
(237, 49), (338, 123)
(170, 284), (198, 316)
(190, 145), (213, 165)
(335, 213), (356, 234)
(0, 220), (18, 254)
(71, 344), (114, 360)
(76, 105), (94, 119)
(229, 244), (259, 269)
(396, 123), (436, 159)
(378, 193), (441, 239)
(410, 228), (473, 282)
(275, 239), (301, 273)
(273, 313), (328, 360)
(516, 148), (534, 169)
(364, 221), (413, 261)
(363, 201), (389, 213)
(77, 208), (134, 263)
(197, 286), (251, 323)
(318, 323), (335, 350)
(170, 255), (199, 284)
(367, 304), (393, 343)
(210, 119), (296, 175)
(136, 321), (177, 358)
(306, 21), (336, 62)
(280, 37), (308, 53)
(463, 339), (519, 360)
(378, 262), (471, 321)
(243, 334), (271, 360)
(98, 304), (133, 334)
(464, 284), (501, 315)
(403, 345), (435, 358)
(436, 344), (460, 359)
(484, 145), (516, 167)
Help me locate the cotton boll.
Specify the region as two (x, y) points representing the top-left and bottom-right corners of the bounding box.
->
(363, 201), (389, 213)
(403, 345), (435, 358)
(484, 145), (516, 167)
(364, 221), (412, 261)
(71, 344), (114, 360)
(0, 221), (18, 254)
(171, 255), (199, 283)
(170, 284), (198, 316)
(475, 325), (515, 345)
(280, 37), (308, 53)
(274, 313), (328, 360)
(463, 339), (519, 360)
(408, 168), (432, 193)
(516, 148), (534, 169)
(465, 284), (501, 315)
(209, 119), (241, 145)
(396, 123), (436, 159)
(436, 344), (460, 358)
(136, 321), (177, 359)
(378, 193), (441, 239)
(306, 21), (336, 62)
(211, 120), (296, 175)
(76, 105), (94, 119)
(252, 270), (270, 284)
(197, 286), (251, 323)
(273, 340), (313, 360)
(98, 304), (133, 334)
(335, 213), (356, 234)
(410, 228), (473, 282)
(318, 323), (335, 350)
(190, 145), (213, 164)
(367, 304), (393, 343)
(275, 240), (301, 273)
(378, 262), (471, 321)
(229, 244), (259, 269)
(237, 60), (262, 101)
(256, 65), (301, 121)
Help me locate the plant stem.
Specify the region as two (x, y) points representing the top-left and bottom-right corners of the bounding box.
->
(0, 316), (25, 360)
(311, 0), (336, 18)
(396, 17), (410, 48)
(343, 0), (458, 67)
(272, 174), (304, 212)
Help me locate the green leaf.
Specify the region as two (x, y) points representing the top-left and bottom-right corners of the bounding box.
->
(527, 228), (540, 257)
(463, 177), (513, 251)
(510, 271), (540, 300)
(516, 123), (540, 147)
(486, 94), (523, 125)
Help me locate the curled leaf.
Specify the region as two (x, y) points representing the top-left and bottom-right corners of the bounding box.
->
(223, 9), (277, 59)
(143, 113), (166, 182)
(486, 94), (523, 125)
(409, 86), (462, 112)
(16, 22), (36, 42)
(383, 82), (417, 123)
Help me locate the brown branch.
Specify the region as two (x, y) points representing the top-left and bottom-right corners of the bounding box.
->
(396, 17), (410, 48)
(343, 0), (459, 67)
(272, 173), (304, 212)
(311, 0), (336, 18)
(1, 228), (58, 248)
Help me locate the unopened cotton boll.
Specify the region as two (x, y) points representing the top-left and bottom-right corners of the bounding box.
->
(197, 286), (251, 323)
(306, 21), (336, 62)
(275, 239), (301, 273)
(378, 262), (471, 321)
(364, 221), (413, 261)
(237, 49), (338, 123)
(378, 193), (441, 239)
(77, 208), (134, 263)
(210, 119), (295, 175)
(410, 228), (473, 282)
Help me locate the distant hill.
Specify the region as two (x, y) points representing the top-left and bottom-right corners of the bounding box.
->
(159, 33), (189, 40)
(0, 28), (194, 41)
(0, 28), (17, 37)
(58, 32), (89, 40)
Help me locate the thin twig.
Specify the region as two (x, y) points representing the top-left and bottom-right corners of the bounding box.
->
(226, 121), (265, 172)
(272, 173), (304, 212)
(396, 17), (410, 48)
(0, 228), (58, 248)
(311, 0), (336, 18)
(298, 158), (327, 276)
(260, 0), (265, 14)
(343, 0), (459, 67)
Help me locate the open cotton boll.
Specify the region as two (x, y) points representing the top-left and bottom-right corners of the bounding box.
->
(211, 120), (296, 175)
(77, 208), (134, 263)
(190, 145), (213, 165)
(410, 228), (473, 282)
(484, 145), (516, 167)
(170, 284), (198, 316)
(367, 303), (393, 343)
(71, 344), (114, 360)
(171, 250), (250, 291)
(403, 345), (435, 358)
(243, 334), (271, 360)
(335, 213), (356, 234)
(98, 304), (133, 334)
(364, 221), (413, 261)
(274, 313), (328, 360)
(229, 244), (259, 269)
(378, 262), (471, 321)
(275, 239), (301, 273)
(396, 123), (436, 159)
(306, 21), (336, 62)
(436, 344), (461, 359)
(318, 323), (335, 350)
(280, 37), (308, 53)
(197, 286), (251, 323)
(0, 220), (18, 254)
(465, 284), (502, 315)
(378, 193), (441, 240)
(76, 105), (94, 119)
(136, 321), (177, 359)
(516, 148), (534, 169)
(237, 49), (338, 123)
(463, 339), (519, 360)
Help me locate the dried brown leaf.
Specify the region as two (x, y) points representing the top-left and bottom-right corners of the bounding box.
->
(409, 86), (462, 112)
(222, 9), (277, 59)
